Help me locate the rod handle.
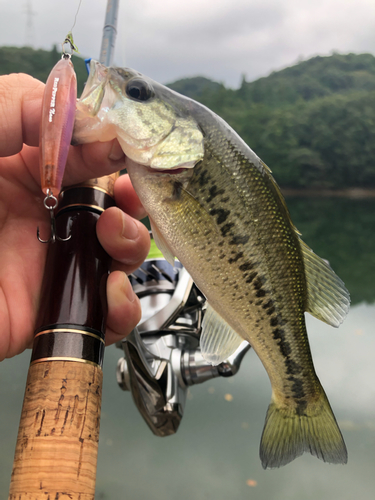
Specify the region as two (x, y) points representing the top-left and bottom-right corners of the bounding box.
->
(9, 360), (102, 500)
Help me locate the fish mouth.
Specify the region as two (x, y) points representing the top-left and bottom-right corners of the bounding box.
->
(83, 60), (108, 92)
(151, 167), (188, 174)
(77, 60), (108, 117)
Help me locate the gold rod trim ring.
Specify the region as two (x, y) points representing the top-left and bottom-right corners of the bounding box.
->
(57, 203), (105, 212)
(35, 328), (105, 344)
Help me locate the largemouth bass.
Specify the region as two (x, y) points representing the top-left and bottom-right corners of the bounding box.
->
(73, 61), (350, 469)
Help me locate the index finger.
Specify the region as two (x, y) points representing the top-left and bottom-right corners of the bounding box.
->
(0, 73), (44, 157)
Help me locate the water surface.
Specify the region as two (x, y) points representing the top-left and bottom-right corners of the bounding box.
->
(0, 197), (374, 499)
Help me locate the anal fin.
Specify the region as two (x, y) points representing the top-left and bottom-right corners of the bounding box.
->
(200, 303), (244, 366)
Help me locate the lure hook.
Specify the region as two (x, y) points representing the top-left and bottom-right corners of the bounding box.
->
(37, 190), (71, 244)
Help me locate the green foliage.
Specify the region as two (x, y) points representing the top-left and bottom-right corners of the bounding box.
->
(0, 46), (88, 95)
(172, 53), (375, 188)
(227, 91), (375, 188)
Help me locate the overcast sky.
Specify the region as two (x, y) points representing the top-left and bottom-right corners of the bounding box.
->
(1, 0), (375, 87)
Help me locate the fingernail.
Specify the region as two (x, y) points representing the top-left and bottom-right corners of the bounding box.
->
(124, 276), (137, 303)
(121, 212), (139, 240)
(108, 140), (125, 161)
(116, 272), (137, 303)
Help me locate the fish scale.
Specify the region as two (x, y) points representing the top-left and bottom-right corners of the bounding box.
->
(73, 61), (349, 469)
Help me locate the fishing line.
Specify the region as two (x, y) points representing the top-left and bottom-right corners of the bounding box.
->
(62, 0), (83, 54)
(70, 0), (83, 33)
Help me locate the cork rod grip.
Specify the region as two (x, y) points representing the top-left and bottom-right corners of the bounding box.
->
(9, 360), (102, 500)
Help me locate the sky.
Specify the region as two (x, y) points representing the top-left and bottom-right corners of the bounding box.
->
(1, 0), (375, 87)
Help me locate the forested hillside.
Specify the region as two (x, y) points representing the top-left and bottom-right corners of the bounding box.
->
(1, 47), (375, 188)
(169, 53), (375, 188)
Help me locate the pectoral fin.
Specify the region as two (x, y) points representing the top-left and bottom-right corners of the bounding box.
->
(150, 218), (175, 266)
(301, 240), (350, 327)
(201, 303), (245, 365)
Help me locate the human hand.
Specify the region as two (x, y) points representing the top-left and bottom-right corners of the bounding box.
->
(0, 73), (150, 361)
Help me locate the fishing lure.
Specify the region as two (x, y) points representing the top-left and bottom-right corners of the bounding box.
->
(38, 37), (77, 243)
(39, 55), (77, 197)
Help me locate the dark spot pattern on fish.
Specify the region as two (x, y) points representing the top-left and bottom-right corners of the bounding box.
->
(229, 235), (250, 245)
(198, 170), (211, 187)
(207, 185), (225, 203)
(272, 328), (292, 358)
(296, 399), (308, 416)
(262, 299), (273, 310)
(239, 262), (253, 272)
(285, 358), (302, 376)
(220, 222), (235, 237)
(228, 252), (243, 264)
(209, 208), (230, 225)
(256, 289), (266, 297)
(253, 277), (266, 290)
(290, 377), (306, 400)
(270, 316), (278, 327)
(246, 271), (257, 283)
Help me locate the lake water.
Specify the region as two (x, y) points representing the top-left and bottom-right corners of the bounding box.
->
(0, 197), (374, 500)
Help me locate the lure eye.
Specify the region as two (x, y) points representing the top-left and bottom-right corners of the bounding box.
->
(126, 79), (154, 101)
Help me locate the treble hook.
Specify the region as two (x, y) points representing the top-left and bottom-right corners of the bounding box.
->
(37, 190), (71, 244)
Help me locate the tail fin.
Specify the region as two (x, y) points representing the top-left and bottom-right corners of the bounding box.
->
(260, 393), (347, 469)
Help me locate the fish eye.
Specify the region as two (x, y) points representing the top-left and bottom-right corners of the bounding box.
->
(125, 79), (154, 101)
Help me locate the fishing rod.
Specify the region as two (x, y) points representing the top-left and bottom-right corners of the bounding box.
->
(8, 1), (120, 499)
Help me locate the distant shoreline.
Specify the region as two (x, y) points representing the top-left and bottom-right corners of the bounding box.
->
(281, 188), (375, 199)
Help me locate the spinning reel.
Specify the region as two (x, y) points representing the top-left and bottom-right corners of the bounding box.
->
(116, 243), (250, 436)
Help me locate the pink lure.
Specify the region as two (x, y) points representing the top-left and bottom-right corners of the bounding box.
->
(39, 56), (77, 196)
